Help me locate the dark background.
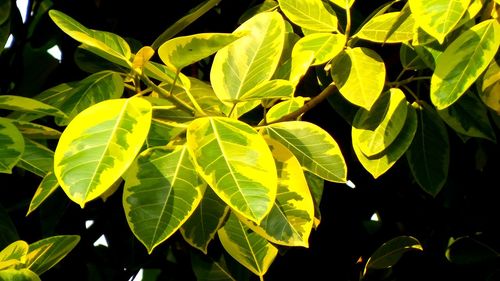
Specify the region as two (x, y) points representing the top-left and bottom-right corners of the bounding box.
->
(1, 0), (499, 280)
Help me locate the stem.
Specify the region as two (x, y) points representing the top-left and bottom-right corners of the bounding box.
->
(172, 70), (207, 116)
(387, 76), (431, 87)
(267, 83), (337, 125)
(401, 84), (420, 102)
(344, 0), (352, 40)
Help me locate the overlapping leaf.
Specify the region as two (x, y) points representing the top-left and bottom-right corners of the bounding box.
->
(187, 117), (277, 223)
(356, 8), (415, 43)
(27, 172), (59, 215)
(364, 236), (422, 275)
(279, 0), (338, 32)
(431, 19), (500, 109)
(191, 252), (237, 281)
(237, 80), (294, 102)
(24, 235), (80, 275)
(304, 171), (324, 228)
(16, 139), (54, 177)
(292, 33), (345, 66)
(0, 240), (28, 270)
(0, 268), (40, 281)
(265, 97), (307, 123)
(218, 213), (278, 277)
(352, 89), (408, 157)
(264, 121), (346, 183)
(180, 188), (229, 254)
(123, 146), (205, 253)
(479, 58), (500, 113)
(0, 95), (67, 120)
(331, 47), (386, 110)
(9, 120), (61, 140)
(0, 118), (25, 174)
(54, 98), (152, 207)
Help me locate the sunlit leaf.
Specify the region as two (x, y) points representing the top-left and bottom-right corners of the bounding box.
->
(0, 269), (40, 281)
(264, 121), (346, 183)
(0, 240), (28, 269)
(27, 172), (59, 216)
(25, 235), (80, 275)
(265, 97), (307, 123)
(479, 58), (500, 114)
(211, 12), (285, 105)
(159, 33), (244, 72)
(431, 19), (500, 109)
(181, 188), (229, 254)
(409, 0), (470, 43)
(0, 95), (67, 120)
(237, 80), (294, 102)
(352, 89), (408, 156)
(354, 103), (417, 178)
(292, 33), (345, 66)
(132, 46), (155, 71)
(187, 117), (277, 223)
(289, 51), (315, 86)
(356, 8), (415, 43)
(364, 236), (422, 274)
(438, 92), (496, 142)
(243, 138), (314, 247)
(54, 98), (152, 208)
(173, 77), (231, 115)
(218, 213), (278, 277)
(16, 138), (53, 177)
(123, 146), (205, 254)
(0, 118), (25, 174)
(331, 47), (386, 110)
(279, 0), (338, 32)
(406, 102), (449, 197)
(9, 120), (61, 140)
(328, 0), (354, 9)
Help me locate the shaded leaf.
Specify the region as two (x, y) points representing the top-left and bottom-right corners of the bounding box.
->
(264, 121), (346, 182)
(9, 120), (61, 139)
(27, 172), (59, 216)
(431, 20), (500, 109)
(399, 43), (428, 71)
(331, 47), (386, 110)
(0, 269), (40, 281)
(54, 98), (152, 207)
(279, 0), (338, 32)
(446, 237), (500, 265)
(191, 252), (238, 281)
(0, 118), (25, 174)
(16, 138), (53, 177)
(123, 146), (205, 254)
(187, 117), (277, 223)
(364, 236), (422, 274)
(218, 213), (278, 277)
(0, 241), (28, 269)
(25, 235), (80, 275)
(304, 171), (324, 228)
(238, 0), (279, 24)
(292, 33), (345, 66)
(0, 95), (67, 120)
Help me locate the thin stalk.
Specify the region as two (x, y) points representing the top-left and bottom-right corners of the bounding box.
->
(172, 70), (207, 116)
(387, 76), (431, 87)
(344, 0), (352, 41)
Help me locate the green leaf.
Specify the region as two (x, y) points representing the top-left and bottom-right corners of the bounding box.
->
(159, 33), (244, 72)
(304, 171), (324, 229)
(9, 120), (61, 139)
(399, 44), (428, 71)
(244, 137), (314, 247)
(146, 118), (185, 147)
(180, 188), (229, 254)
(354, 103), (417, 178)
(479, 58), (500, 114)
(0, 18), (10, 54)
(265, 97), (307, 123)
(27, 172), (59, 216)
(0, 118), (25, 174)
(218, 213), (278, 277)
(331, 47), (386, 110)
(187, 117), (277, 224)
(438, 92), (496, 142)
(289, 51), (315, 86)
(16, 139), (54, 177)
(237, 80), (294, 102)
(0, 0), (10, 24)
(409, 0), (470, 43)
(0, 269), (40, 281)
(364, 236), (422, 274)
(24, 235), (80, 275)
(446, 237), (500, 265)
(54, 98), (152, 208)
(0, 95), (67, 120)
(355, 8), (415, 43)
(328, 0), (354, 9)
(191, 252), (238, 281)
(123, 146), (206, 254)
(238, 0), (279, 24)
(264, 121), (347, 182)
(279, 0), (338, 32)
(406, 103), (449, 197)
(292, 33), (345, 66)
(49, 10), (131, 67)
(352, 89), (408, 157)
(431, 19), (500, 109)
(211, 12), (285, 105)
(0, 241), (28, 269)
(173, 77), (231, 115)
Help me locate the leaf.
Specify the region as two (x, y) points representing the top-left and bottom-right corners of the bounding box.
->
(0, 240), (28, 269)
(237, 80), (295, 102)
(132, 46), (155, 71)
(479, 58), (500, 114)
(238, 0), (279, 24)
(9, 120), (61, 139)
(438, 92), (496, 142)
(211, 12), (285, 104)
(146, 118), (186, 147)
(356, 9), (415, 43)
(328, 0), (354, 9)
(364, 236), (422, 274)
(292, 33), (345, 66)
(265, 96), (307, 123)
(49, 10), (131, 67)
(218, 213), (278, 277)
(244, 138), (314, 247)
(180, 188), (229, 254)
(352, 89), (408, 157)
(0, 95), (67, 120)
(264, 121), (346, 182)
(289, 51), (315, 86)
(0, 0), (10, 24)
(27, 172), (59, 216)
(16, 138), (54, 177)
(304, 171), (324, 228)
(123, 146), (206, 254)
(0, 118), (25, 174)
(187, 117), (277, 223)
(446, 237), (500, 265)
(406, 102), (449, 197)
(159, 33), (244, 72)
(24, 235), (80, 275)
(173, 77), (231, 115)
(409, 0), (470, 43)
(279, 0), (338, 32)
(0, 269), (40, 281)
(54, 98), (152, 208)
(191, 252), (238, 281)
(354, 103), (418, 178)
(331, 47), (386, 110)
(431, 19), (500, 109)
(399, 43), (428, 71)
